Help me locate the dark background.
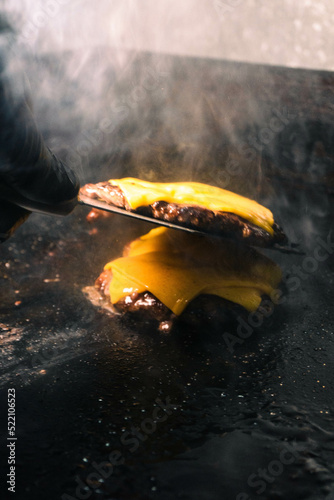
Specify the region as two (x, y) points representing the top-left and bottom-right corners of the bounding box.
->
(0, 50), (334, 500)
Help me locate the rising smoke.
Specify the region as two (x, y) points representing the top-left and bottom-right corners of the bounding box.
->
(1, 1), (332, 250)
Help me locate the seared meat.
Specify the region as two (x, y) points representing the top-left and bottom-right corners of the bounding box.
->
(116, 292), (172, 322)
(80, 182), (129, 209)
(95, 269), (112, 296)
(95, 269), (256, 329)
(138, 201), (285, 247)
(95, 269), (171, 321)
(80, 181), (286, 247)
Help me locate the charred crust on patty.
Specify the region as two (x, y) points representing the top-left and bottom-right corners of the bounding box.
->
(94, 268), (274, 330)
(115, 292), (172, 322)
(95, 269), (112, 296)
(80, 182), (130, 209)
(81, 182), (286, 246)
(137, 202), (286, 247)
(95, 269), (171, 322)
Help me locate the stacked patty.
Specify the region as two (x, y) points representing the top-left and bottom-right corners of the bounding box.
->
(80, 178), (286, 247)
(81, 178), (285, 329)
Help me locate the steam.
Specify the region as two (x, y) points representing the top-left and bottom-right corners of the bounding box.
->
(4, 0), (331, 70)
(0, 1), (331, 250)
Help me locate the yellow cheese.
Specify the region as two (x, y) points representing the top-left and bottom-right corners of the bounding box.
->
(104, 227), (281, 315)
(108, 177), (274, 235)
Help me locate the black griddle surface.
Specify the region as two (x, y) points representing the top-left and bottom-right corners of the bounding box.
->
(1, 50), (334, 500)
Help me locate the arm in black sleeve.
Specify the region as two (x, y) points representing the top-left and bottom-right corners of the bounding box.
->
(0, 21), (79, 242)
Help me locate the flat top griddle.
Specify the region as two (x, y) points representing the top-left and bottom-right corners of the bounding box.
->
(0, 50), (334, 500)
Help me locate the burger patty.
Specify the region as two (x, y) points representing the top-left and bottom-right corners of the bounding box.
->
(81, 182), (128, 208)
(95, 269), (266, 331)
(96, 269), (171, 321)
(80, 182), (286, 247)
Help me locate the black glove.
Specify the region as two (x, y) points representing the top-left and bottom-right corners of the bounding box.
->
(0, 22), (80, 242)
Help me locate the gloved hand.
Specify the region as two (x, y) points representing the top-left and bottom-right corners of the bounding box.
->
(0, 22), (80, 242)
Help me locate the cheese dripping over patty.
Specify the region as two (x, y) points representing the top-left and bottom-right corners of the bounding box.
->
(104, 227), (282, 316)
(108, 178), (275, 236)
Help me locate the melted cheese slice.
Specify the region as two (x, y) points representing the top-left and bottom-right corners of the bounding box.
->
(108, 177), (274, 235)
(104, 227), (281, 316)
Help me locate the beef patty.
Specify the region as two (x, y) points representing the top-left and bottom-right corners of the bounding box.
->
(80, 182), (286, 247)
(95, 268), (275, 333)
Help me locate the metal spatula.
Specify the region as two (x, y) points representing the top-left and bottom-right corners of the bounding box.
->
(0, 183), (202, 234)
(78, 193), (203, 234)
(0, 183), (303, 252)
